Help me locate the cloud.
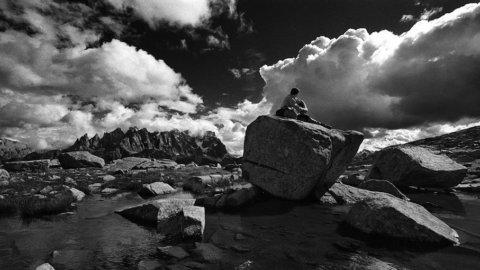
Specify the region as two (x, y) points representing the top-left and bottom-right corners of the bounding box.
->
(401, 7), (444, 23)
(260, 3), (480, 133)
(104, 0), (237, 28)
(228, 68), (256, 79)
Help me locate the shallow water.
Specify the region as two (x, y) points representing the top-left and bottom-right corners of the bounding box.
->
(0, 191), (479, 269)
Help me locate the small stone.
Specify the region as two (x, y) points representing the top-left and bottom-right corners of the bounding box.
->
(88, 183), (102, 192)
(138, 182), (175, 197)
(33, 194), (47, 199)
(102, 175), (116, 182)
(236, 260), (254, 270)
(234, 233), (247, 240)
(0, 180), (9, 186)
(49, 175), (61, 180)
(69, 187), (86, 201)
(35, 263), (55, 270)
(157, 246), (190, 260)
(40, 186), (53, 195)
(0, 169), (10, 179)
(101, 188), (119, 195)
(65, 177), (77, 185)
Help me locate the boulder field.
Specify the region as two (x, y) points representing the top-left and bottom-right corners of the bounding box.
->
(242, 115), (363, 200)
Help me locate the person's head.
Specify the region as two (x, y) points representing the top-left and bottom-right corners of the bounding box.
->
(290, 87), (300, 96)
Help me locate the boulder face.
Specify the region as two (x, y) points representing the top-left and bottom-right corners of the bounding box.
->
(366, 145), (467, 188)
(0, 137), (31, 162)
(67, 127), (228, 163)
(242, 115), (363, 200)
(345, 195), (459, 246)
(58, 151), (105, 169)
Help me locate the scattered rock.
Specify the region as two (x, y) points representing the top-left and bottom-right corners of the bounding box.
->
(88, 183), (102, 192)
(321, 253), (402, 270)
(184, 174), (240, 194)
(358, 180), (409, 200)
(0, 168), (9, 179)
(64, 177), (77, 185)
(0, 179), (9, 186)
(102, 175), (116, 182)
(133, 159), (178, 170)
(179, 261), (206, 270)
(49, 175), (61, 180)
(4, 160), (50, 171)
(454, 182), (480, 192)
(192, 243), (224, 262)
(40, 186), (53, 195)
(58, 151), (105, 169)
(106, 157), (151, 173)
(137, 259), (162, 270)
(157, 246), (190, 259)
(33, 194), (47, 199)
(138, 182), (175, 197)
(318, 192), (337, 204)
(242, 115), (363, 200)
(366, 145), (467, 188)
(117, 198), (196, 224)
(69, 187), (86, 201)
(345, 194), (459, 245)
(236, 260), (254, 270)
(35, 263), (55, 270)
(101, 188), (118, 195)
(178, 206), (205, 239)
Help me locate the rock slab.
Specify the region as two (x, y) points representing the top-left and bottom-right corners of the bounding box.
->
(366, 145), (466, 188)
(345, 195), (459, 245)
(358, 180), (409, 200)
(138, 182), (176, 197)
(58, 151), (105, 169)
(243, 115), (363, 200)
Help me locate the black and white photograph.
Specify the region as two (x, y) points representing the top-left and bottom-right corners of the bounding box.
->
(1, 0), (480, 269)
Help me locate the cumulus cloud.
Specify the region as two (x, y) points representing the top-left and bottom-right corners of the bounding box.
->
(260, 3), (480, 134)
(104, 0), (237, 28)
(401, 7), (444, 23)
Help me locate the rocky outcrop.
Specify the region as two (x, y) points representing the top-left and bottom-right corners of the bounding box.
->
(345, 195), (459, 245)
(0, 137), (31, 162)
(242, 115), (363, 200)
(358, 180), (409, 200)
(58, 151), (105, 169)
(366, 145), (467, 188)
(4, 159), (50, 171)
(67, 127), (228, 163)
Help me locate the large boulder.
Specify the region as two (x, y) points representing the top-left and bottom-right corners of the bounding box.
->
(366, 145), (467, 188)
(242, 115), (363, 200)
(4, 159), (50, 171)
(0, 137), (31, 162)
(345, 195), (459, 245)
(58, 151), (105, 169)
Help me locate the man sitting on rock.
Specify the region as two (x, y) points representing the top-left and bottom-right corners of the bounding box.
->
(276, 87), (331, 128)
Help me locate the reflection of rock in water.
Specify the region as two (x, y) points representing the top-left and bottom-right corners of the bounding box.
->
(408, 192), (466, 216)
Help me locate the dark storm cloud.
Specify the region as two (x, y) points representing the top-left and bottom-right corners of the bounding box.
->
(260, 3), (480, 131)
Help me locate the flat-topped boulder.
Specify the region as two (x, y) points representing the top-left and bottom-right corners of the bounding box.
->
(345, 195), (459, 246)
(242, 115), (363, 200)
(58, 151), (105, 169)
(366, 145), (467, 188)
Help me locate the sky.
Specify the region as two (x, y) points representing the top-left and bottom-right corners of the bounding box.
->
(1, 0), (480, 155)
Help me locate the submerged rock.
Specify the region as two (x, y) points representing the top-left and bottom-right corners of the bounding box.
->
(192, 243), (224, 262)
(58, 151), (105, 169)
(243, 115), (363, 200)
(138, 182), (175, 197)
(345, 195), (459, 245)
(358, 180), (409, 200)
(157, 246), (190, 259)
(366, 145), (467, 188)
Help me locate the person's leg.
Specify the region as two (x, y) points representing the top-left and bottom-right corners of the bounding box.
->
(298, 114), (332, 128)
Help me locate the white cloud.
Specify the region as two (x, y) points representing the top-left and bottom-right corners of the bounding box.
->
(260, 3), (480, 133)
(104, 0), (236, 28)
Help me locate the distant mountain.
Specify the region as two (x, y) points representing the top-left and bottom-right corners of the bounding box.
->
(0, 137), (32, 163)
(66, 127), (229, 164)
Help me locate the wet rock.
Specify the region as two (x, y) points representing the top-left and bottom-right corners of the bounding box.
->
(318, 192), (337, 204)
(358, 180), (409, 200)
(366, 145), (467, 188)
(4, 160), (50, 171)
(102, 175), (116, 182)
(454, 182), (480, 192)
(215, 194), (228, 208)
(101, 188), (118, 195)
(35, 263), (55, 270)
(58, 151), (105, 169)
(327, 183), (388, 204)
(342, 173), (365, 187)
(321, 253), (403, 270)
(138, 182), (175, 197)
(181, 206), (205, 239)
(225, 186), (260, 208)
(345, 194), (459, 245)
(194, 195), (221, 208)
(157, 246), (190, 259)
(69, 187), (85, 201)
(210, 228), (236, 248)
(137, 259), (162, 270)
(88, 183), (102, 192)
(0, 169), (9, 179)
(40, 186), (53, 195)
(117, 198), (196, 224)
(184, 174), (240, 194)
(192, 243), (224, 262)
(64, 177), (77, 185)
(243, 115), (363, 200)
(33, 194), (47, 199)
(236, 260), (254, 270)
